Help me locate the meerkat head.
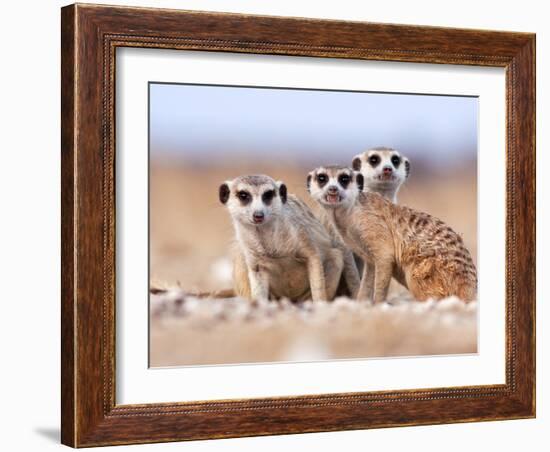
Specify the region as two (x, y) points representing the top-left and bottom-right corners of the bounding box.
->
(307, 165), (363, 209)
(219, 174), (287, 227)
(351, 147), (410, 201)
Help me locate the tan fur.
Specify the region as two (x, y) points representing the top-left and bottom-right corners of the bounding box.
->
(308, 166), (477, 303)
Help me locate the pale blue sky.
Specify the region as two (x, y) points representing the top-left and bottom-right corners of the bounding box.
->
(150, 83), (477, 169)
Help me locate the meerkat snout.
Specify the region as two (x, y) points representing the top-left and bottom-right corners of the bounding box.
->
(307, 165), (363, 208)
(219, 175), (287, 227)
(252, 211), (265, 224)
(352, 147), (410, 202)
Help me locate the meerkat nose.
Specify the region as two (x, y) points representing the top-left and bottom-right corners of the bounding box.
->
(252, 211), (265, 224)
(383, 166), (393, 174)
(327, 186), (339, 194)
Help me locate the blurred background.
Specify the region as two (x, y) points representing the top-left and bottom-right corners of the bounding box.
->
(149, 82), (478, 292)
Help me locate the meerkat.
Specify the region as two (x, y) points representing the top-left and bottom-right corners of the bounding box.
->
(352, 147), (410, 203)
(307, 165), (477, 303)
(349, 148), (410, 293)
(219, 174), (360, 302)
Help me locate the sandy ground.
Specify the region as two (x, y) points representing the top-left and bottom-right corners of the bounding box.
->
(149, 162), (478, 367)
(150, 292), (477, 367)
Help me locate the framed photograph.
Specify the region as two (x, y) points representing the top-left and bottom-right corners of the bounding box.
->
(61, 3), (535, 447)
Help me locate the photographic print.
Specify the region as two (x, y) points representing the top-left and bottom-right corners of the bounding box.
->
(62, 6), (535, 445)
(149, 83), (478, 367)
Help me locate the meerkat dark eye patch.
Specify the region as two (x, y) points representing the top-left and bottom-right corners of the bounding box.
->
(219, 183), (230, 204)
(278, 183), (287, 203)
(338, 173), (351, 188)
(262, 189), (276, 205)
(236, 190), (251, 205)
(391, 155), (401, 168)
(368, 154), (381, 167)
(316, 173), (328, 187)
(352, 157), (361, 171)
(355, 173), (364, 191)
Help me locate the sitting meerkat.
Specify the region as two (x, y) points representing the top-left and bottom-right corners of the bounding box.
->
(219, 174), (359, 302)
(352, 147), (410, 203)
(307, 165), (477, 303)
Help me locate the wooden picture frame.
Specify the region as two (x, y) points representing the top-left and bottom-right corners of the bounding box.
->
(61, 3), (535, 447)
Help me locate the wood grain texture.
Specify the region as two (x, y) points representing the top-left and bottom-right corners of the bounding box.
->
(60, 3), (536, 447)
(60, 5), (76, 446)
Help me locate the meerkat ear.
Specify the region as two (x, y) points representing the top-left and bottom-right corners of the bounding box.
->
(278, 183), (288, 203)
(306, 174), (312, 192)
(355, 173), (364, 191)
(352, 156), (362, 171)
(404, 159), (411, 178)
(219, 182), (230, 204)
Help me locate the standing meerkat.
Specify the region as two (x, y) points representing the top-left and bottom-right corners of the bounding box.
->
(219, 174), (359, 302)
(352, 147), (410, 203)
(307, 165), (477, 303)
(349, 148), (410, 293)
